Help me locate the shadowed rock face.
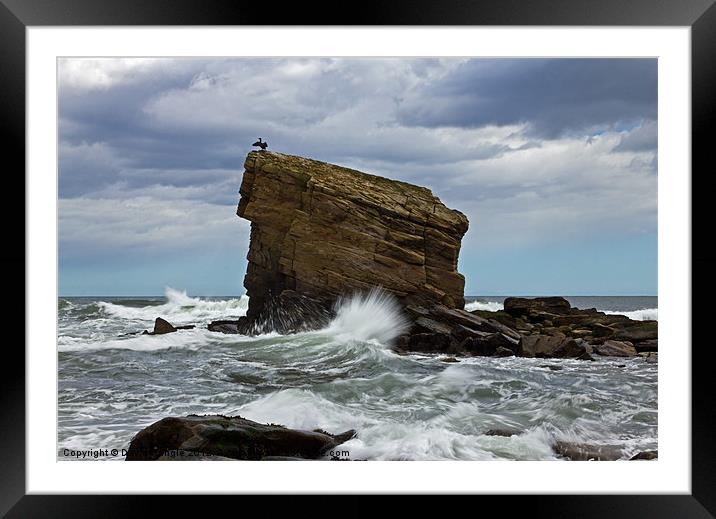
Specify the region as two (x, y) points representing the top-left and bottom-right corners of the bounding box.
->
(236, 151), (469, 331)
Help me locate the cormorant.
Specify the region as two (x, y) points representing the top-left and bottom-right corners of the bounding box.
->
(252, 138), (268, 150)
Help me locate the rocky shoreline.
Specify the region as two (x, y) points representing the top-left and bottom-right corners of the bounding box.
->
(396, 295), (657, 361)
(147, 294), (658, 361)
(125, 151), (657, 461)
(200, 151), (656, 361)
(125, 414), (656, 461)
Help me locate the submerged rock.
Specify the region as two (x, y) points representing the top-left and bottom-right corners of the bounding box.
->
(125, 415), (356, 461)
(630, 450), (658, 460)
(142, 317), (195, 335)
(485, 428), (520, 437)
(552, 440), (623, 461)
(207, 319), (239, 334)
(643, 352), (658, 363)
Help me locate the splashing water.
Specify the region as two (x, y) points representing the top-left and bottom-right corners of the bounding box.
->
(465, 300), (504, 312)
(98, 287), (249, 323)
(603, 308), (658, 321)
(58, 290), (658, 460)
(324, 288), (409, 345)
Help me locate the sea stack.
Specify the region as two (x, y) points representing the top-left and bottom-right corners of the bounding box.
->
(231, 151), (469, 332)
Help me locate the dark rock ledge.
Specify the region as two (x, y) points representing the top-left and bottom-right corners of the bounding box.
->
(125, 414), (356, 461)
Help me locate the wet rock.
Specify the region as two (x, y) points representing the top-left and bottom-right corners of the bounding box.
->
(552, 441), (623, 461)
(439, 356), (460, 363)
(644, 352), (658, 363)
(153, 317), (176, 334)
(494, 346), (515, 357)
(519, 334), (588, 359)
(413, 316), (455, 336)
(630, 450), (658, 460)
(460, 332), (519, 356)
(407, 332), (452, 353)
(612, 320), (658, 342)
(143, 317), (183, 335)
(633, 339), (658, 353)
(470, 309), (521, 329)
(485, 428), (520, 437)
(207, 320), (240, 334)
(539, 364), (564, 371)
(594, 340), (638, 357)
(125, 415), (356, 461)
(590, 322), (617, 338)
(503, 296), (572, 317)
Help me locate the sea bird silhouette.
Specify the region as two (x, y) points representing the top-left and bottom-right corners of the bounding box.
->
(252, 138), (268, 150)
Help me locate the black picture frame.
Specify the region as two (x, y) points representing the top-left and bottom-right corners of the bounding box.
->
(4, 0), (714, 515)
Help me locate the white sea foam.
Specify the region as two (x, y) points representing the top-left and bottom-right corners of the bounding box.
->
(57, 326), (266, 352)
(98, 287), (249, 324)
(464, 300), (504, 312)
(603, 308), (658, 321)
(324, 287), (409, 345)
(59, 288), (658, 461)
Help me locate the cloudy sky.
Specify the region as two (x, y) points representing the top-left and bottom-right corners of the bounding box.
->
(58, 58), (657, 296)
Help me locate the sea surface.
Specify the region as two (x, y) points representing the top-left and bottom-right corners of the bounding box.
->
(58, 289), (658, 460)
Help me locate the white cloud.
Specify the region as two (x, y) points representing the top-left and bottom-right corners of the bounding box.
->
(59, 58), (163, 90)
(57, 57), (658, 293)
(59, 196), (249, 259)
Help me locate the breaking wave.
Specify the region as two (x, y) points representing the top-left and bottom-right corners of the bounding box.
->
(98, 287), (249, 324)
(464, 300), (504, 312)
(603, 308), (658, 321)
(323, 288), (409, 345)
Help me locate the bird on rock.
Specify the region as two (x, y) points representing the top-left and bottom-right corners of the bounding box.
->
(252, 137), (268, 150)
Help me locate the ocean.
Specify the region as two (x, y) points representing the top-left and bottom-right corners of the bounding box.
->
(58, 289), (658, 461)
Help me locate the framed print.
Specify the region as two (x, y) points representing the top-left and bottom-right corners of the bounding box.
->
(5, 0), (715, 515)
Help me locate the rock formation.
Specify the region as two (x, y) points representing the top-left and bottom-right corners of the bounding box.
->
(125, 414), (356, 461)
(142, 317), (195, 335)
(469, 296), (657, 359)
(207, 151), (656, 360)
(218, 151), (469, 334)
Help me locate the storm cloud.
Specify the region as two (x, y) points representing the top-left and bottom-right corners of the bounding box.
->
(58, 57), (657, 296)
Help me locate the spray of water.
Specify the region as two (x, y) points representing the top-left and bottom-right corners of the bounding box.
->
(98, 287), (249, 323)
(324, 287), (409, 345)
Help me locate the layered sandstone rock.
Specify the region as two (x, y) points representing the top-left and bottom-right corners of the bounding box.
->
(207, 151), (656, 361)
(233, 151), (469, 332)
